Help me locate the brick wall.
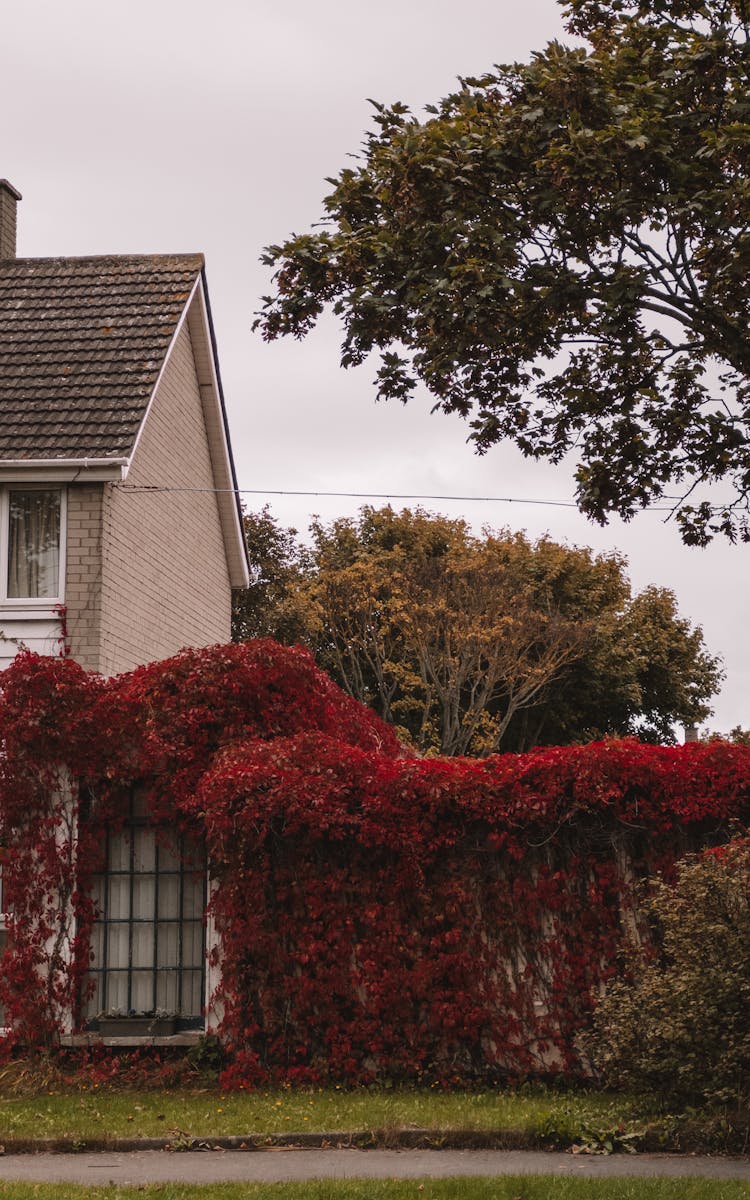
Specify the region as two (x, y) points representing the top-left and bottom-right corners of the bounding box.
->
(65, 485), (104, 671)
(0, 184), (19, 259)
(96, 319), (232, 675)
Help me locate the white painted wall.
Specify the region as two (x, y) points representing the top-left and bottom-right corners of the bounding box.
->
(0, 616), (64, 669)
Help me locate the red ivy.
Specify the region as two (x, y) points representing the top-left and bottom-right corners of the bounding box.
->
(0, 642), (748, 1085)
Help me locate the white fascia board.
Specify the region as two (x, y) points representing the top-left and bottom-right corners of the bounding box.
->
(0, 461), (126, 483)
(186, 276), (250, 589)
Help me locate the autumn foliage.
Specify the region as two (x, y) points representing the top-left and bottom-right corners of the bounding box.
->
(588, 835), (750, 1105)
(0, 642), (749, 1086)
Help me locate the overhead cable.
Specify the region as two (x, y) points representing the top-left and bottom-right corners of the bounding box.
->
(113, 483), (678, 512)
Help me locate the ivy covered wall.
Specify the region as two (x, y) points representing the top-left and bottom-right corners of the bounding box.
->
(0, 642), (748, 1086)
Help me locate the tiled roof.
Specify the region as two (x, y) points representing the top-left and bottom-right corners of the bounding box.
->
(0, 254), (204, 461)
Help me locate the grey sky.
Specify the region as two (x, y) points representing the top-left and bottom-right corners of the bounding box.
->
(3, 0), (747, 732)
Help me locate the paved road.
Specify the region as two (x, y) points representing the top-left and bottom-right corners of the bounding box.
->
(0, 1148), (749, 1186)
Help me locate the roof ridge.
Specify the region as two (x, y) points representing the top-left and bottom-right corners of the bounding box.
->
(3, 252), (204, 268)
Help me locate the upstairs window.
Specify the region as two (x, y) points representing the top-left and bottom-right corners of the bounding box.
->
(1, 488), (63, 602)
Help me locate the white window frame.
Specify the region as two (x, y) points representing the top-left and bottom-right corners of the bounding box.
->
(0, 485), (67, 613)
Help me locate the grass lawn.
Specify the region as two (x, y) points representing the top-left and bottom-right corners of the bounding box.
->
(0, 1085), (655, 1144)
(0, 1180), (749, 1199)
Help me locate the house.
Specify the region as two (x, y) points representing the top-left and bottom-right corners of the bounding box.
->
(0, 178), (249, 1043)
(0, 179), (249, 676)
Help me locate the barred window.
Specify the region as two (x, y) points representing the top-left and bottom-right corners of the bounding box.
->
(86, 793), (206, 1028)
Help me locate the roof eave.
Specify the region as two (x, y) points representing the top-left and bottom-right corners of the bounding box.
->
(187, 272), (250, 589)
(0, 458), (127, 483)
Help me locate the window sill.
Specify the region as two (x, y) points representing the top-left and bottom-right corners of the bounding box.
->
(0, 604), (63, 619)
(61, 1031), (204, 1048)
(96, 1017), (177, 1037)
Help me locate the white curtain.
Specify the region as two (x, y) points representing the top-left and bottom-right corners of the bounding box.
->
(7, 490), (61, 598)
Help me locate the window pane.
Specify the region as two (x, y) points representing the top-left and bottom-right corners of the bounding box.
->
(90, 875), (104, 916)
(183, 873), (205, 919)
(89, 922), (104, 967)
(156, 970), (179, 1012)
(183, 921), (204, 968)
(159, 841), (180, 873)
(108, 832), (132, 873)
(87, 971), (103, 1017)
(180, 969), (203, 1016)
(7, 490), (61, 599)
(105, 971), (129, 1013)
(132, 874), (155, 920)
(132, 922), (155, 968)
(130, 970), (153, 1012)
(108, 876), (130, 920)
(107, 924), (130, 970)
(157, 923), (180, 968)
(158, 875), (180, 920)
(133, 829), (155, 873)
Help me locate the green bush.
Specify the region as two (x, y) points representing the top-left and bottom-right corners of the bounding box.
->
(588, 837), (750, 1106)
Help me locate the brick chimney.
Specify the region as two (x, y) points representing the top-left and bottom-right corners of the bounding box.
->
(0, 180), (22, 259)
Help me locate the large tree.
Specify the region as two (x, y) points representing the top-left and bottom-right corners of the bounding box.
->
(235, 505), (722, 754)
(309, 508), (590, 755)
(256, 0), (750, 544)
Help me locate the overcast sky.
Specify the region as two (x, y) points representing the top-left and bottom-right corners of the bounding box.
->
(3, 0), (747, 733)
